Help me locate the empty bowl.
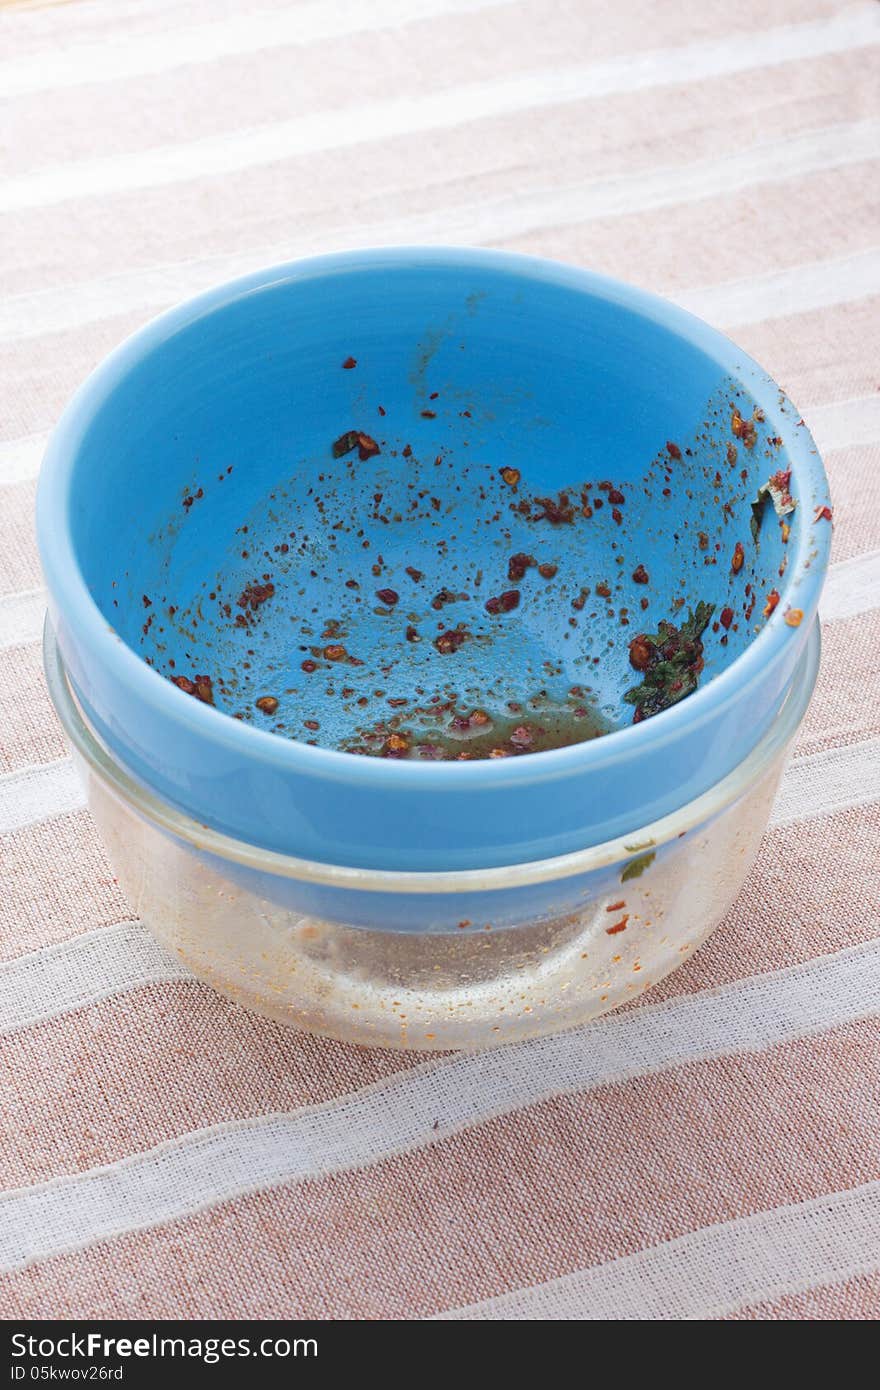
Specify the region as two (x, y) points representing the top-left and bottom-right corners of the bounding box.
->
(36, 248), (831, 870)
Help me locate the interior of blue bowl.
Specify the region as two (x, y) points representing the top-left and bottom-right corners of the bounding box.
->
(59, 252), (825, 762)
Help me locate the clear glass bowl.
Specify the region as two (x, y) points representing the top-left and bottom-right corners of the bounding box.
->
(44, 618), (819, 1051)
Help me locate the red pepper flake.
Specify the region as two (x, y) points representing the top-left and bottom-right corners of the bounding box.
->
(485, 589), (520, 615)
(405, 566), (424, 582)
(142, 594), (152, 608)
(608, 488), (625, 505)
(784, 607), (803, 627)
(172, 673), (214, 705)
(405, 625), (420, 642)
(606, 901), (626, 912)
(509, 725), (533, 748)
(324, 644), (347, 661)
(611, 507), (623, 525)
(781, 522), (791, 543)
(357, 432), (380, 461)
(434, 627), (469, 654)
(421, 409), (437, 419)
(301, 659), (318, 672)
(304, 719), (320, 732)
(596, 581), (612, 598)
(629, 636), (651, 671)
(632, 564), (649, 584)
(508, 552), (535, 582)
(255, 695), (279, 715)
(499, 466), (521, 487)
(376, 588), (399, 606)
(529, 492), (575, 524)
(814, 505), (833, 523)
(731, 408), (757, 449)
(538, 562), (557, 579)
(666, 442), (682, 460)
(720, 606), (734, 630)
(726, 442), (737, 466)
(237, 580), (275, 610)
(731, 541), (745, 574)
(606, 916), (629, 935)
(383, 732), (410, 757)
(402, 444), (413, 459)
(763, 589), (780, 618)
(341, 356), (357, 369)
(698, 532), (709, 551)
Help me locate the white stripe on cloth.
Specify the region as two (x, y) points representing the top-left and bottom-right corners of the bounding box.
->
(0, 590), (45, 653)
(675, 247), (880, 329)
(0, 758), (85, 834)
(0, 433), (46, 488)
(3, 119), (877, 343)
(807, 393), (880, 455)
(0, 922), (185, 1034)
(3, 538), (877, 654)
(0, 0), (514, 98)
(771, 737), (880, 827)
(2, 7), (878, 215)
(0, 939), (877, 1272)
(434, 1178), (880, 1319)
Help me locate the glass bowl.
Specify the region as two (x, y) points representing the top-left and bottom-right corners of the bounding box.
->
(44, 616), (819, 1050)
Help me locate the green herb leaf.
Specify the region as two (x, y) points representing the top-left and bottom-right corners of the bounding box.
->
(332, 430), (360, 459)
(623, 603), (715, 720)
(621, 851), (656, 881)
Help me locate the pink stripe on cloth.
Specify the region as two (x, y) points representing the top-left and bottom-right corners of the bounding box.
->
(640, 803), (880, 1005)
(0, 981), (428, 1189)
(821, 444), (880, 564)
(0, 644), (65, 774)
(0, 1018), (876, 1319)
(0, 812), (132, 960)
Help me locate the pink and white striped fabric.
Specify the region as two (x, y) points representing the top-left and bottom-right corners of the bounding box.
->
(1, 0), (879, 1320)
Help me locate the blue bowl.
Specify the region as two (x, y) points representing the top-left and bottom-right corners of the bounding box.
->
(37, 248), (831, 871)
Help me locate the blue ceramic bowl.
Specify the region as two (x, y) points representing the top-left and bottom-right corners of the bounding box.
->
(37, 248), (831, 871)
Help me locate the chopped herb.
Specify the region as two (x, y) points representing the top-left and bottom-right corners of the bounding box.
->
(332, 430), (360, 458)
(751, 469), (796, 542)
(621, 851), (655, 882)
(623, 602), (715, 722)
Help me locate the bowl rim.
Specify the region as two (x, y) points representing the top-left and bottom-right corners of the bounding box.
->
(36, 245), (832, 793)
(44, 615), (820, 894)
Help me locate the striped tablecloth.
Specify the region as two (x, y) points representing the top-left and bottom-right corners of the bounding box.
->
(1, 0), (879, 1321)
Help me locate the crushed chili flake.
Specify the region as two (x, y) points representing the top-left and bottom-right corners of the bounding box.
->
(405, 566), (424, 582)
(632, 564), (649, 584)
(606, 901), (626, 912)
(763, 589), (780, 618)
(508, 552), (535, 582)
(255, 695), (279, 715)
(172, 673), (214, 705)
(421, 409), (437, 419)
(499, 466), (521, 487)
(324, 644), (347, 661)
(814, 505), (834, 523)
(538, 562), (557, 579)
(606, 916), (629, 935)
(357, 432), (380, 461)
(376, 588), (399, 606)
(528, 492), (575, 525)
(720, 606), (734, 630)
(784, 608), (803, 627)
(732, 541), (745, 574)
(666, 442), (682, 460)
(485, 589), (520, 615)
(731, 408), (757, 449)
(237, 580), (275, 610)
(434, 627), (469, 654)
(342, 356), (357, 369)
